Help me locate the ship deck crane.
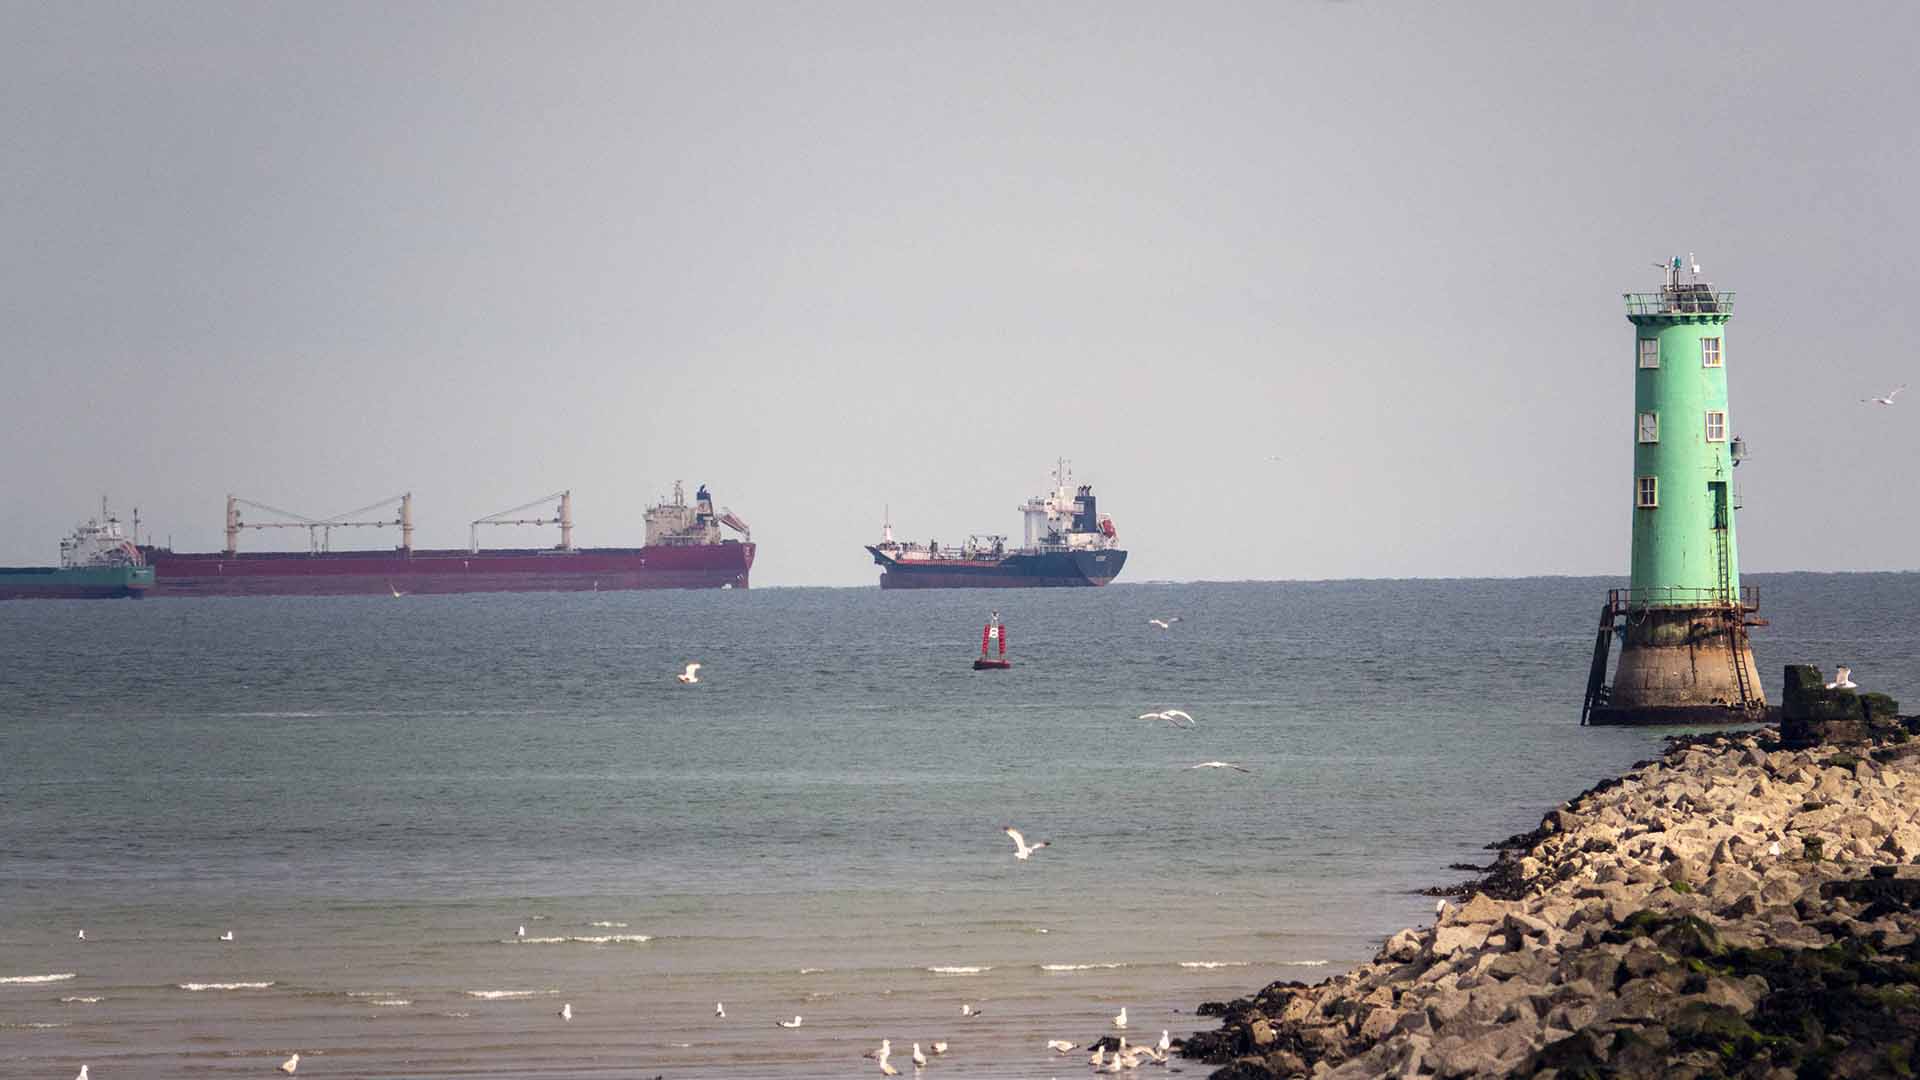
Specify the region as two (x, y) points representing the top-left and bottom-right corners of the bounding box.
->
(225, 493), (413, 555)
(471, 491), (572, 554)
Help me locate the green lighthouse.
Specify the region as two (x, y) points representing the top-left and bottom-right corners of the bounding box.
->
(1582, 256), (1764, 725)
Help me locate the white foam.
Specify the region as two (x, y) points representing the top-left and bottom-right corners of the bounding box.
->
(464, 989), (558, 1000)
(3, 1021), (69, 1029)
(1178, 961), (1250, 970)
(797, 968), (827, 975)
(440, 1011), (472, 1018)
(0, 973), (76, 984)
(368, 998), (412, 1006)
(589, 921), (629, 928)
(59, 996), (104, 1004)
(927, 966), (991, 975)
(506, 934), (651, 945)
(177, 981), (275, 991)
(1282, 960), (1330, 967)
(1040, 962), (1127, 972)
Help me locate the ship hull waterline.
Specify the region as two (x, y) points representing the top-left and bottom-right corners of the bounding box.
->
(869, 548), (1125, 589)
(0, 566), (154, 600)
(140, 544), (753, 597)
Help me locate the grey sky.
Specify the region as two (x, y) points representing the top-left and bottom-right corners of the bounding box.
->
(4, 2), (1915, 585)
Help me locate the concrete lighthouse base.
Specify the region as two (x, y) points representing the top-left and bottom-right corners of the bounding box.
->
(1589, 606), (1766, 726)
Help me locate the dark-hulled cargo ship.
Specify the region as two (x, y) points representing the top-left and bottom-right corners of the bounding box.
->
(0, 503), (154, 600)
(140, 484), (752, 597)
(867, 462), (1126, 589)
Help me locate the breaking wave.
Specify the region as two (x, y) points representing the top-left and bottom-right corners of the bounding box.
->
(177, 982), (275, 991)
(0, 973), (75, 985)
(1178, 961), (1250, 970)
(927, 966), (991, 975)
(505, 934), (651, 945)
(59, 996), (104, 1004)
(1040, 962), (1127, 972)
(464, 989), (558, 1000)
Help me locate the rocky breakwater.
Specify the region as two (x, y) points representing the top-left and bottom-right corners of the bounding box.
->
(1184, 673), (1920, 1079)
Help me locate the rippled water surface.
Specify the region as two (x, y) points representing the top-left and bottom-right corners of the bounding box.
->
(2, 574), (1914, 1077)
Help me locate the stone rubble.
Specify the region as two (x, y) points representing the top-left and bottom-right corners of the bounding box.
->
(1181, 725), (1920, 1079)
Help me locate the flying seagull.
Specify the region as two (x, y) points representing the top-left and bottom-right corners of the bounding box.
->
(1003, 826), (1049, 860)
(777, 1016), (804, 1028)
(677, 663), (702, 684)
(1827, 666), (1858, 689)
(1187, 761), (1252, 773)
(1863, 385), (1906, 406)
(279, 1055), (299, 1075)
(1113, 1006), (1128, 1029)
(558, 1003), (572, 1021)
(1137, 709), (1195, 729)
(220, 931), (234, 942)
(1147, 617), (1182, 629)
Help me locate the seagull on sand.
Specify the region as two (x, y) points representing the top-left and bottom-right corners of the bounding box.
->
(961, 1002), (981, 1017)
(930, 1041), (947, 1055)
(558, 1003), (572, 1021)
(516, 925), (525, 938)
(1113, 1006), (1128, 1029)
(1003, 826), (1049, 861)
(75, 1068), (88, 1080)
(677, 663), (702, 684)
(220, 931), (234, 942)
(1863, 385), (1906, 406)
(1826, 666), (1858, 689)
(878, 1057), (899, 1076)
(911, 1042), (928, 1068)
(1187, 761), (1251, 773)
(777, 1016), (804, 1028)
(864, 1039), (893, 1061)
(279, 1055), (299, 1075)
(715, 1001), (725, 1018)
(76, 930), (85, 941)
(1047, 1039), (1078, 1053)
(1138, 709), (1195, 729)
(1089, 1046), (1106, 1068)
(1147, 617), (1182, 629)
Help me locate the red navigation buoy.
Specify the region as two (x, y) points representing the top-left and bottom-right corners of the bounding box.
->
(973, 611), (1012, 670)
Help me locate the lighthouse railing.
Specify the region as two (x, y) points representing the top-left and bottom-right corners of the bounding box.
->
(1606, 585), (1758, 617)
(1622, 290), (1735, 316)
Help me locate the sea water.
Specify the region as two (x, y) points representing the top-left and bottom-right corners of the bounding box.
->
(1, 574), (1913, 1077)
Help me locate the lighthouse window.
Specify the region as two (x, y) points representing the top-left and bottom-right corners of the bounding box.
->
(1701, 337), (1722, 367)
(1637, 412), (1659, 443)
(1638, 339), (1660, 369)
(1705, 410), (1727, 442)
(1636, 476), (1658, 508)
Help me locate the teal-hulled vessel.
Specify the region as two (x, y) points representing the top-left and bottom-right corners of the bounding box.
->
(0, 502), (154, 599)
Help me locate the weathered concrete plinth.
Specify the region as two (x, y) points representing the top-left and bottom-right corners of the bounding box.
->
(1589, 606), (1764, 726)
(1778, 663), (1905, 749)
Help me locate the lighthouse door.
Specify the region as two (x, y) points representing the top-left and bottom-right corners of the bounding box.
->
(1708, 482), (1729, 531)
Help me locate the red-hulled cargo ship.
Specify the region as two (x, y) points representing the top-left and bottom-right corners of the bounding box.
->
(140, 484), (753, 597)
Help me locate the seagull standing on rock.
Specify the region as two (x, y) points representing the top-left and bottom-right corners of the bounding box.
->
(279, 1054), (299, 1075)
(1826, 666), (1858, 689)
